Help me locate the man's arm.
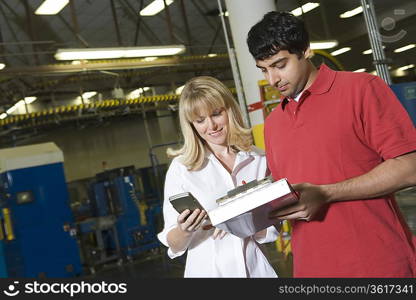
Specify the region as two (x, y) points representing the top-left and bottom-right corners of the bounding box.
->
(325, 151), (416, 201)
(270, 151), (416, 221)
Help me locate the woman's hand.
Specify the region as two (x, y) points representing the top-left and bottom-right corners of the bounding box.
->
(253, 229), (267, 240)
(212, 227), (227, 240)
(177, 208), (207, 233)
(198, 223), (227, 239)
(167, 209), (208, 254)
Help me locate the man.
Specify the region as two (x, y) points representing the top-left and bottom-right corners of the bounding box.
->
(247, 11), (416, 277)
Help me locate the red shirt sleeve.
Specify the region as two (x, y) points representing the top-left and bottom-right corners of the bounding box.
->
(361, 76), (416, 160)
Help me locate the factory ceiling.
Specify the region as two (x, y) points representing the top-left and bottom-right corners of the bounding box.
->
(0, 0), (415, 133)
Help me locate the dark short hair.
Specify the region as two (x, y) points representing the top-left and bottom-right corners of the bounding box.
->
(247, 11), (310, 60)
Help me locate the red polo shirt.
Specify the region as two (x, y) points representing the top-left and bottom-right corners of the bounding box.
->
(265, 64), (416, 277)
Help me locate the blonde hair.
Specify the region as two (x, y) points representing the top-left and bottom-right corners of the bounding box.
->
(167, 76), (252, 170)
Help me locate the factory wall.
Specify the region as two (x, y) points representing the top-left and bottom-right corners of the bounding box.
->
(23, 112), (180, 182)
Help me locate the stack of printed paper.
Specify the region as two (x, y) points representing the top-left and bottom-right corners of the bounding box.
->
(208, 177), (298, 238)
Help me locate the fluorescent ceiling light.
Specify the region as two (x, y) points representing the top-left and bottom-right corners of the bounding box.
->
(392, 69), (407, 77)
(6, 106), (17, 114)
(353, 68), (366, 72)
(397, 64), (415, 71)
(394, 44), (416, 53)
(362, 46), (385, 54)
(0, 63), (5, 70)
(35, 0), (69, 15)
(208, 53), (218, 57)
(24, 96), (37, 104)
(16, 100), (26, 108)
(291, 2), (320, 16)
(392, 65), (414, 77)
(175, 85), (185, 95)
(0, 113), (7, 119)
(310, 40), (338, 50)
(330, 47), (351, 56)
(143, 57), (158, 62)
(4, 97), (37, 116)
(128, 89), (142, 99)
(55, 45), (185, 60)
(127, 87), (150, 99)
(82, 91), (97, 99)
(140, 0), (174, 16)
(137, 87), (150, 93)
(340, 6), (363, 18)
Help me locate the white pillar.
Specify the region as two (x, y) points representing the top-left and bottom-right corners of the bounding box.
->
(224, 0), (276, 148)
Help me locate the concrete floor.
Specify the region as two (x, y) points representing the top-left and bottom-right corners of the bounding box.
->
(87, 188), (416, 279)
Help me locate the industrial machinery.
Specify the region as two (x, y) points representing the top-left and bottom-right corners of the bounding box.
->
(390, 81), (416, 126)
(0, 142), (82, 278)
(76, 165), (161, 272)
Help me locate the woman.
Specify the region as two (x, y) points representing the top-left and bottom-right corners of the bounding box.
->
(157, 76), (278, 277)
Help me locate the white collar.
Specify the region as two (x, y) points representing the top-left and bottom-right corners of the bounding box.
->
(293, 91), (303, 102)
(205, 146), (263, 160)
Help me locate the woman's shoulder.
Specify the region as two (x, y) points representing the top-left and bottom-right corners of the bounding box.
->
(168, 155), (195, 174)
(164, 157), (188, 184)
(169, 155), (186, 168)
(247, 145), (265, 157)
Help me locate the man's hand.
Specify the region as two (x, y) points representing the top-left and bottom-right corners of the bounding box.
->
(269, 183), (329, 221)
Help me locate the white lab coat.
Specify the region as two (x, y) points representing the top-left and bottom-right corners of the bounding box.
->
(157, 146), (279, 278)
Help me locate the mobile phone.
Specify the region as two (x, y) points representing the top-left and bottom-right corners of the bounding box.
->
(169, 192), (204, 214)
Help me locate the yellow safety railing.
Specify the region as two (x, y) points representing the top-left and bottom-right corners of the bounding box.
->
(2, 208), (15, 241)
(0, 219), (4, 241)
(0, 88), (237, 129)
(276, 220), (292, 257)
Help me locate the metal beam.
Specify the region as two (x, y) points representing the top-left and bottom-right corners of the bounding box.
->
(120, 0), (162, 44)
(207, 20), (223, 54)
(190, 0), (219, 34)
(179, 0), (193, 54)
(57, 11), (89, 47)
(17, 77), (34, 91)
(0, 55), (229, 75)
(69, 0), (80, 36)
(152, 13), (191, 46)
(2, 0), (63, 65)
(110, 0), (123, 46)
(361, 0), (391, 84)
(0, 50), (55, 58)
(0, 40), (55, 46)
(163, 0), (175, 44)
(0, 12), (7, 65)
(68, 0), (85, 47)
(0, 2), (29, 65)
(0, 65), (231, 102)
(134, 0), (144, 45)
(22, 0), (40, 65)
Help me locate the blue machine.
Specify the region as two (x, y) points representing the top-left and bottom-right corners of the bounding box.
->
(0, 142), (82, 278)
(391, 81), (416, 126)
(88, 166), (160, 261)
